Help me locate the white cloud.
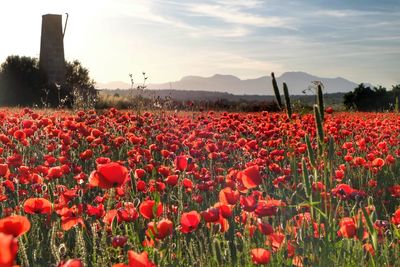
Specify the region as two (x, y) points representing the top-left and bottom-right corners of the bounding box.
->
(186, 3), (288, 28)
(202, 52), (284, 73)
(111, 0), (194, 30)
(312, 9), (383, 18)
(189, 26), (250, 38)
(216, 0), (263, 8)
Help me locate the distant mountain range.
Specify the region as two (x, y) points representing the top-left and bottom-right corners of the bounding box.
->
(96, 71), (361, 95)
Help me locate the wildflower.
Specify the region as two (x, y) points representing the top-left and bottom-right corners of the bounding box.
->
(89, 162), (129, 189)
(139, 200), (163, 220)
(240, 165), (262, 189)
(337, 217), (356, 238)
(180, 211), (201, 233)
(128, 250), (155, 267)
(23, 197), (52, 215)
(251, 248), (271, 265)
(0, 233), (18, 267)
(0, 215), (31, 237)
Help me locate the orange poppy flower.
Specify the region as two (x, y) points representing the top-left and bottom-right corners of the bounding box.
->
(0, 164), (10, 178)
(89, 162), (129, 189)
(146, 218), (173, 239)
(200, 207), (220, 223)
(180, 211), (201, 233)
(23, 197), (52, 214)
(175, 155), (188, 171)
(337, 217), (356, 238)
(0, 232), (18, 267)
(58, 259), (84, 267)
(165, 175), (178, 186)
(251, 248), (271, 265)
(128, 250), (155, 267)
(392, 208), (400, 226)
(0, 215), (31, 237)
(139, 200), (163, 220)
(240, 165), (262, 189)
(219, 187), (239, 205)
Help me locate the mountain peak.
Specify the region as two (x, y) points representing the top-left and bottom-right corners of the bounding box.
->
(98, 72), (360, 95)
(211, 74), (240, 80)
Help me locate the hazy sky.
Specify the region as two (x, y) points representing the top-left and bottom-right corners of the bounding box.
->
(1, 0), (399, 87)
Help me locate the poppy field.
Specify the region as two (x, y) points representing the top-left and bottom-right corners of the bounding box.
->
(0, 107), (400, 267)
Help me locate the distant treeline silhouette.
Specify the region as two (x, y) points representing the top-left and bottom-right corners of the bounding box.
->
(343, 83), (400, 111)
(0, 55), (97, 108)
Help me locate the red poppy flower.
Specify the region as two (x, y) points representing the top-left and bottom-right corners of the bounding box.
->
(79, 149), (93, 161)
(89, 162), (129, 189)
(57, 206), (85, 231)
(112, 236), (128, 248)
(257, 220), (274, 235)
(134, 169), (146, 179)
(147, 218), (173, 239)
(58, 259), (84, 267)
(240, 195), (258, 212)
(23, 198), (52, 214)
(255, 199), (286, 217)
(337, 217), (356, 238)
(331, 184), (357, 200)
(180, 211), (201, 233)
(251, 248), (271, 265)
(0, 215), (31, 237)
(182, 178), (193, 190)
(139, 200), (163, 220)
(175, 155), (188, 171)
(201, 207), (220, 223)
(165, 175), (179, 186)
(103, 209), (118, 225)
(219, 187), (239, 205)
(372, 158), (384, 168)
(157, 166), (170, 177)
(240, 165), (262, 189)
(266, 232), (285, 251)
(47, 166), (64, 179)
(0, 164), (10, 178)
(117, 202), (139, 223)
(128, 250), (155, 267)
(363, 243), (375, 256)
(214, 202), (233, 218)
(392, 208), (400, 226)
(87, 204), (105, 218)
(0, 232), (18, 267)
(325, 107), (334, 114)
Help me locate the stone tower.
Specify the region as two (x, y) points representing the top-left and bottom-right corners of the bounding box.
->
(39, 14), (66, 84)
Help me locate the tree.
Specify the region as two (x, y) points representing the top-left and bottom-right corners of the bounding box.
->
(392, 84), (400, 97)
(0, 55), (47, 106)
(0, 56), (97, 108)
(343, 83), (394, 111)
(64, 60), (98, 109)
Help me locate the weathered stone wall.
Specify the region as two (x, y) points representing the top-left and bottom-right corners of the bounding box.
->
(39, 14), (65, 84)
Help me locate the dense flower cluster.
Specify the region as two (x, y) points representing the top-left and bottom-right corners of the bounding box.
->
(0, 108), (399, 266)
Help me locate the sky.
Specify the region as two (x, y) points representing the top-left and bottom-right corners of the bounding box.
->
(0, 0), (399, 87)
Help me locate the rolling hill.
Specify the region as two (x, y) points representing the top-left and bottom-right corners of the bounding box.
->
(96, 71), (359, 95)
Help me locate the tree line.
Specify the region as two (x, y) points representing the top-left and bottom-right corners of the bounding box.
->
(0, 55), (97, 108)
(343, 83), (400, 111)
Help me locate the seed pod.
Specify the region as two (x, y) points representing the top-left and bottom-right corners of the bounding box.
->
(305, 135), (316, 168)
(317, 84), (324, 121)
(328, 136), (335, 162)
(283, 82), (292, 119)
(271, 72), (283, 109)
(314, 105), (324, 143)
(302, 157), (311, 198)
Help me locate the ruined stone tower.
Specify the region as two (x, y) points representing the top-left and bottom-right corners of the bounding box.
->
(39, 14), (66, 84)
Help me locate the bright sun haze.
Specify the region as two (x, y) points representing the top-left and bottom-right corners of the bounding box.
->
(1, 0), (399, 86)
